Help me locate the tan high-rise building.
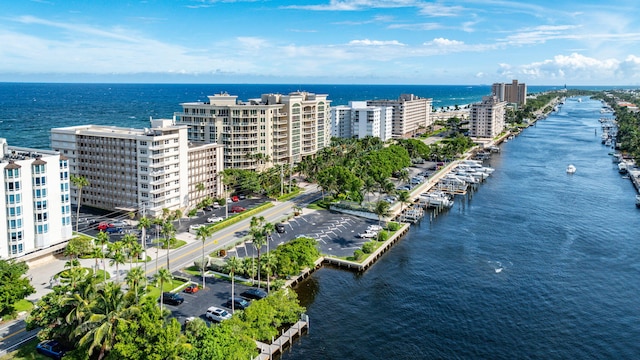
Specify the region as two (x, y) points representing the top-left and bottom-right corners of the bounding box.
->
(492, 80), (527, 106)
(51, 119), (223, 218)
(469, 96), (507, 138)
(175, 91), (331, 169)
(367, 94), (432, 138)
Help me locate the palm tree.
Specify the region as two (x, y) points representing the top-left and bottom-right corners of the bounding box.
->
(95, 231), (110, 282)
(124, 266), (146, 304)
(195, 225), (214, 289)
(137, 216), (151, 273)
(107, 241), (126, 283)
(154, 268), (173, 312)
(70, 175), (90, 233)
(120, 233), (138, 270)
(173, 209), (183, 227)
(90, 246), (103, 273)
(77, 281), (136, 360)
(128, 242), (143, 271)
(160, 220), (176, 270)
(398, 190), (411, 214)
(250, 216), (267, 288)
(374, 200), (391, 227)
(260, 252), (277, 293)
(224, 256), (243, 313)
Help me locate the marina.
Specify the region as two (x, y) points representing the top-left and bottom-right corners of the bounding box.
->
(285, 96), (640, 360)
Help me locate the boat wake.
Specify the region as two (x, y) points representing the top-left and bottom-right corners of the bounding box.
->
(488, 260), (511, 273)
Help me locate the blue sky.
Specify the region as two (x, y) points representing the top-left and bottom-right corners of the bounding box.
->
(2, 0), (640, 85)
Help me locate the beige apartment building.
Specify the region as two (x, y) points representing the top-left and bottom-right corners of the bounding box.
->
(367, 94), (433, 138)
(492, 80), (527, 106)
(51, 119), (223, 218)
(469, 96), (507, 139)
(175, 91), (331, 169)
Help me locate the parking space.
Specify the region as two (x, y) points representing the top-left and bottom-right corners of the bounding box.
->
(226, 210), (382, 259)
(166, 273), (263, 326)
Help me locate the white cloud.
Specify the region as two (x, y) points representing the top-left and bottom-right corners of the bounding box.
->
(508, 53), (640, 83)
(348, 39), (405, 46)
(429, 38), (464, 47)
(284, 0), (422, 11)
(417, 3), (464, 17)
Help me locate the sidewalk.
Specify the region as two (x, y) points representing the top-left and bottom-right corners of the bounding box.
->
(25, 230), (199, 302)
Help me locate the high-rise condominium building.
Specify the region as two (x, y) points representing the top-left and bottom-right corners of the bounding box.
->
(0, 138), (73, 259)
(331, 101), (393, 140)
(469, 96), (507, 138)
(175, 91), (331, 170)
(492, 80), (527, 106)
(51, 119), (223, 218)
(367, 94), (433, 138)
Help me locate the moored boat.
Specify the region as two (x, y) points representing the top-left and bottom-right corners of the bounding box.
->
(566, 164), (576, 174)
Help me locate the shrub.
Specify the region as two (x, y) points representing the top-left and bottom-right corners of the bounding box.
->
(353, 249), (364, 261)
(377, 230), (389, 242)
(362, 241), (376, 254)
(386, 222), (400, 231)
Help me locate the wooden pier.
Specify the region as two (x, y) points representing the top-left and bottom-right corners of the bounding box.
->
(254, 318), (309, 360)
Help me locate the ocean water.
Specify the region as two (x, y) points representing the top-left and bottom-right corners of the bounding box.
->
(0, 83), (572, 149)
(284, 97), (640, 359)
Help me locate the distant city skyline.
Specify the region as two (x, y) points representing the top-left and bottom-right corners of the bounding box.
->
(2, 0), (640, 85)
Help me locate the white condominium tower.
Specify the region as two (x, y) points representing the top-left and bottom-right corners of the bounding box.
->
(469, 96), (507, 139)
(367, 94), (433, 138)
(51, 119), (223, 218)
(331, 101), (393, 140)
(175, 91), (331, 169)
(0, 138), (73, 259)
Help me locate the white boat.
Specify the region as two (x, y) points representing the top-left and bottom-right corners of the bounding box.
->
(566, 164), (576, 174)
(636, 195), (640, 208)
(419, 191), (454, 208)
(618, 162), (628, 174)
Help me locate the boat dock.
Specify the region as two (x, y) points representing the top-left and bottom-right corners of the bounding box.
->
(254, 318), (309, 360)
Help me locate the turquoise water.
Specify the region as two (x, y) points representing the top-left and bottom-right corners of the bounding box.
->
(285, 97), (640, 359)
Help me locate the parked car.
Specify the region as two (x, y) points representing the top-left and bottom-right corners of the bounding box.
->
(105, 227), (123, 234)
(212, 202), (221, 209)
(161, 292), (184, 305)
(230, 206), (246, 213)
(238, 194), (246, 200)
(231, 195), (239, 202)
(207, 216), (224, 223)
(184, 284), (199, 294)
(367, 225), (383, 232)
(203, 206), (214, 212)
(358, 231), (378, 239)
(241, 288), (268, 300)
(97, 222), (113, 231)
(275, 223), (286, 233)
(190, 224), (205, 232)
(110, 220), (128, 227)
(205, 306), (232, 322)
(36, 340), (66, 360)
(225, 297), (250, 310)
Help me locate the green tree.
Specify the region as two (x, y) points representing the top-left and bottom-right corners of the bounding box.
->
(95, 231), (110, 282)
(250, 216), (267, 288)
(77, 282), (138, 360)
(260, 252), (277, 293)
(70, 175), (90, 233)
(195, 225), (214, 289)
(107, 241), (126, 283)
(120, 233), (138, 270)
(397, 190), (411, 214)
(374, 200), (391, 227)
(0, 259), (35, 317)
(153, 268), (173, 313)
(159, 220), (176, 270)
(124, 266), (146, 305)
(224, 257), (243, 313)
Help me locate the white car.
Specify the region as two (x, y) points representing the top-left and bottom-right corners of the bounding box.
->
(212, 202), (221, 209)
(358, 231), (378, 239)
(367, 225), (383, 232)
(207, 216), (224, 223)
(189, 224), (205, 232)
(205, 306), (232, 322)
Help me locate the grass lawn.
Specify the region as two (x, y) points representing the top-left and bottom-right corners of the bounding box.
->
(145, 278), (188, 299)
(14, 300), (33, 313)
